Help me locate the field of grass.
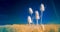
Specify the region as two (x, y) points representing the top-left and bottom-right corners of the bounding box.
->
(0, 24), (60, 32)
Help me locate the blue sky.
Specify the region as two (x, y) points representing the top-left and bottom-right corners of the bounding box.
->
(0, 0), (60, 25)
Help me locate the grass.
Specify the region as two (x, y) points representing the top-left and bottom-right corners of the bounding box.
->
(0, 24), (59, 32)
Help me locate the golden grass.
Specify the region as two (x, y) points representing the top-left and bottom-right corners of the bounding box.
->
(12, 24), (60, 32)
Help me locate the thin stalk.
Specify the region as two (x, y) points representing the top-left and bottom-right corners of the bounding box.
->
(41, 11), (45, 30)
(37, 19), (38, 26)
(41, 11), (43, 25)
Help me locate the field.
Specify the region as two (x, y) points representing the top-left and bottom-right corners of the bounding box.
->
(0, 24), (60, 32)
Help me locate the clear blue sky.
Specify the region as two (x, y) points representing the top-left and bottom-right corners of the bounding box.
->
(0, 0), (60, 25)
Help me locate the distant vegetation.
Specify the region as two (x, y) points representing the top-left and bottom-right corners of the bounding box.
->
(58, 28), (60, 32)
(0, 26), (14, 32)
(49, 29), (55, 32)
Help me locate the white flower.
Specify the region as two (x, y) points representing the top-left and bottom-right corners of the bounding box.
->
(35, 11), (40, 20)
(40, 3), (45, 11)
(28, 16), (32, 24)
(29, 8), (33, 14)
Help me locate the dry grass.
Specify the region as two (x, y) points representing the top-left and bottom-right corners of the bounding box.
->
(12, 24), (60, 32)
